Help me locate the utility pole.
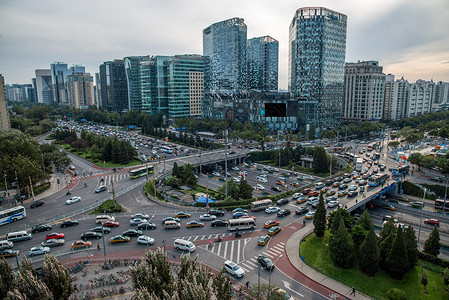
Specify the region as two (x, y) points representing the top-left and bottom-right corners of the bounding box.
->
(4, 174), (8, 200)
(28, 176), (35, 201)
(224, 129), (228, 199)
(330, 154), (333, 177)
(417, 188), (426, 248)
(443, 177), (448, 214)
(111, 177), (116, 204)
(153, 164), (157, 199)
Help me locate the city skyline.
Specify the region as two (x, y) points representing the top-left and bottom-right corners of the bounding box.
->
(1, 0), (448, 88)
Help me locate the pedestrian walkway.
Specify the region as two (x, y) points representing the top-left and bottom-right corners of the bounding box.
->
(239, 242), (286, 272)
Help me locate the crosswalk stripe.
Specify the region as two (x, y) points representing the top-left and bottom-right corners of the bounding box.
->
(268, 248), (282, 256)
(241, 266), (250, 273)
(237, 239), (241, 263)
(217, 242), (222, 256)
(262, 252), (273, 258)
(224, 242), (228, 260)
(229, 240), (234, 262)
(272, 245), (284, 252)
(241, 262), (254, 269)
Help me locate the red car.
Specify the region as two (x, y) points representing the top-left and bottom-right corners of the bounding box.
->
(45, 232), (65, 240)
(308, 191), (319, 197)
(103, 221), (120, 227)
(302, 188), (311, 195)
(239, 215), (256, 221)
(424, 219), (439, 226)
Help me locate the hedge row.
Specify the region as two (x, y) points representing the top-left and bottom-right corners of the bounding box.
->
(418, 251), (449, 268)
(402, 181), (436, 200)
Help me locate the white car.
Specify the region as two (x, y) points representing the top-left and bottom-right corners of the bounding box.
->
(257, 177), (268, 183)
(265, 206), (280, 214)
(199, 214), (217, 221)
(327, 201), (339, 208)
(137, 235), (155, 245)
(306, 197), (318, 205)
(231, 166), (239, 171)
(233, 177), (241, 183)
(66, 196), (81, 205)
(29, 246), (50, 257)
(256, 184), (265, 190)
(130, 218), (148, 226)
(131, 213), (150, 219)
(212, 172), (221, 177)
(348, 185), (358, 191)
(224, 260), (245, 278)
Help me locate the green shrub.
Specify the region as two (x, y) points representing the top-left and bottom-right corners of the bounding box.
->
(89, 199), (125, 214)
(402, 181), (436, 200)
(418, 251), (449, 268)
(386, 288), (407, 300)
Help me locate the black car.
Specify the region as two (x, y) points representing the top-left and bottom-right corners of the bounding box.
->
(277, 209), (291, 217)
(162, 217), (181, 224)
(429, 177), (444, 182)
(271, 186), (282, 192)
(60, 219), (79, 228)
(91, 226), (111, 234)
(276, 198), (289, 206)
(122, 229), (142, 237)
(81, 231), (102, 240)
(137, 222), (157, 230)
(30, 200), (44, 209)
(338, 184), (348, 190)
(257, 255), (274, 271)
(325, 180), (333, 186)
(211, 219), (229, 227)
(208, 209), (225, 217)
(295, 207), (309, 215)
(348, 191), (358, 197)
(31, 224), (52, 233)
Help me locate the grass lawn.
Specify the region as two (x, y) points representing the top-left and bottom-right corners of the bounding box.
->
(300, 231), (447, 300)
(89, 199), (125, 214)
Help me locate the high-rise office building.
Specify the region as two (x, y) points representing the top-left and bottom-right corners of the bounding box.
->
(406, 80), (435, 118)
(344, 61), (385, 121)
(289, 7), (347, 131)
(124, 56), (151, 111)
(70, 65), (86, 74)
(50, 62), (71, 105)
(0, 74), (11, 131)
(247, 36), (279, 91)
(66, 73), (95, 109)
(35, 69), (54, 104)
(99, 60), (129, 113)
(203, 17), (247, 91)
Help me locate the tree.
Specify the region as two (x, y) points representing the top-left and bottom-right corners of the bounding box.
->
(0, 258), (14, 299)
(351, 225), (368, 252)
(42, 254), (73, 300)
(403, 226), (418, 269)
(379, 229), (395, 269)
(386, 227), (409, 279)
(313, 192), (326, 237)
(421, 268), (428, 293)
(13, 269), (53, 300)
(328, 208), (353, 231)
(423, 226), (440, 257)
(329, 218), (353, 268)
(444, 268), (449, 286)
(212, 269), (232, 300)
(379, 218), (396, 243)
(328, 209), (341, 234)
(238, 179), (253, 199)
(218, 180), (239, 200)
(177, 255), (212, 300)
(359, 228), (379, 276)
(355, 210), (373, 231)
(312, 146), (329, 174)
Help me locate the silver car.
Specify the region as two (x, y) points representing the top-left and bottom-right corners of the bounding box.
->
(29, 246), (50, 256)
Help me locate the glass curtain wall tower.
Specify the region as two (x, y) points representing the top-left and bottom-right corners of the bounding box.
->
(247, 36), (279, 91)
(99, 60), (129, 113)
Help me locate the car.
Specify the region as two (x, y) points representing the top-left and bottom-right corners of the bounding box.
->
(326, 190), (336, 196)
(131, 213), (150, 219)
(137, 222), (157, 230)
(424, 219), (439, 226)
(257, 255), (275, 271)
(29, 246), (50, 257)
(223, 260), (245, 278)
(271, 186), (282, 192)
(264, 220), (280, 228)
(137, 235), (155, 245)
(238, 171), (247, 176)
(30, 200), (44, 209)
(233, 211), (250, 219)
(81, 232), (102, 240)
(31, 224), (52, 233)
(325, 180), (333, 186)
(348, 185), (358, 191)
(123, 229), (143, 237)
(60, 219), (79, 228)
(382, 204), (396, 211)
(95, 185), (107, 193)
(321, 187), (330, 193)
(232, 208), (248, 214)
(233, 177), (241, 183)
(69, 164), (76, 170)
(429, 177), (444, 182)
(91, 226), (111, 234)
(162, 217), (181, 224)
(66, 196), (81, 205)
(302, 188), (312, 195)
(358, 180), (367, 186)
(258, 235), (271, 246)
(199, 214), (216, 221)
(296, 197), (307, 204)
(332, 182), (340, 187)
(277, 209), (291, 217)
(174, 211), (191, 218)
(71, 240), (92, 249)
(0, 249), (20, 258)
(265, 206), (280, 214)
(295, 206), (309, 215)
(395, 195), (409, 202)
(212, 172), (221, 177)
(373, 168), (379, 174)
(343, 178), (352, 183)
(311, 201), (320, 208)
(338, 184), (348, 190)
(110, 235), (131, 244)
(276, 198), (289, 206)
(308, 191), (319, 197)
(327, 201), (339, 208)
(326, 196), (337, 203)
(46, 232), (64, 240)
(103, 221), (120, 227)
(306, 197), (318, 205)
(231, 166), (239, 171)
(130, 218), (148, 226)
(305, 211), (315, 219)
(348, 191), (358, 197)
(211, 219), (229, 227)
(382, 215), (398, 223)
(338, 191), (347, 197)
(186, 220), (204, 228)
(208, 209), (225, 217)
(255, 184), (265, 190)
(268, 226), (281, 236)
(257, 177), (268, 183)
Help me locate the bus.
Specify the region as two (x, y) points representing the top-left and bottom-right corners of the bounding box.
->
(374, 152), (381, 160)
(250, 199), (273, 212)
(129, 165), (154, 179)
(0, 206), (26, 226)
(435, 198), (449, 210)
(368, 173), (388, 187)
(390, 165), (410, 177)
(410, 201), (425, 208)
(161, 146), (173, 154)
(228, 217), (256, 231)
(355, 158), (364, 172)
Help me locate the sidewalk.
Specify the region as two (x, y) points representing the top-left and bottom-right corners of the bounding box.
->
(285, 226), (372, 300)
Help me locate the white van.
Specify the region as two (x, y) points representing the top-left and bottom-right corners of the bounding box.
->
(7, 231), (32, 242)
(315, 182), (325, 189)
(164, 221), (181, 229)
(0, 240), (14, 250)
(96, 215), (115, 224)
(174, 239), (196, 252)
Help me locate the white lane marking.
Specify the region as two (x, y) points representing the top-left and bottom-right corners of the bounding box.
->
(282, 280), (304, 298)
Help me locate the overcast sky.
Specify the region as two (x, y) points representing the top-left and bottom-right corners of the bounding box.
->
(1, 0), (448, 89)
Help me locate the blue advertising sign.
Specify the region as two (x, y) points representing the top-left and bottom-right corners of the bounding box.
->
(129, 125), (134, 129)
(81, 119), (85, 122)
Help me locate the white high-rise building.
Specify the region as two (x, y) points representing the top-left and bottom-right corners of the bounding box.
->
(35, 69), (53, 104)
(406, 80), (435, 118)
(383, 75), (409, 121)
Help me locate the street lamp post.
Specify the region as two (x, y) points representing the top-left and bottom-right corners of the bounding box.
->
(100, 223), (107, 268)
(4, 174), (8, 200)
(268, 254), (283, 290)
(224, 130), (228, 199)
(442, 177), (448, 214)
(257, 266), (262, 300)
(417, 188), (426, 248)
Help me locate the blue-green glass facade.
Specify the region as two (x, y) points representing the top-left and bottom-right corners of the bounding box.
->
(289, 7), (347, 130)
(247, 36), (279, 91)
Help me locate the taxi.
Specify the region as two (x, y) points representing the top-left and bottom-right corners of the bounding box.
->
(308, 191), (319, 197)
(296, 197), (306, 204)
(186, 220), (204, 228)
(110, 235), (131, 244)
(326, 190), (336, 196)
(71, 240), (92, 249)
(338, 191), (348, 197)
(267, 226), (281, 236)
(305, 211), (315, 219)
(332, 182), (340, 188)
(0, 249), (19, 258)
(264, 220), (280, 228)
(258, 235), (271, 246)
(174, 211), (191, 218)
(320, 187), (330, 193)
(395, 196), (409, 202)
(382, 204), (396, 211)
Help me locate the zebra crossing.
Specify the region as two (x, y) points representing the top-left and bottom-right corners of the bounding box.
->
(239, 241), (286, 272)
(74, 173), (129, 184)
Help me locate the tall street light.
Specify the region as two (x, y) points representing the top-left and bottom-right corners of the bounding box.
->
(100, 222), (107, 268)
(417, 188), (426, 248)
(268, 254), (283, 290)
(442, 176), (448, 214)
(4, 174), (8, 200)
